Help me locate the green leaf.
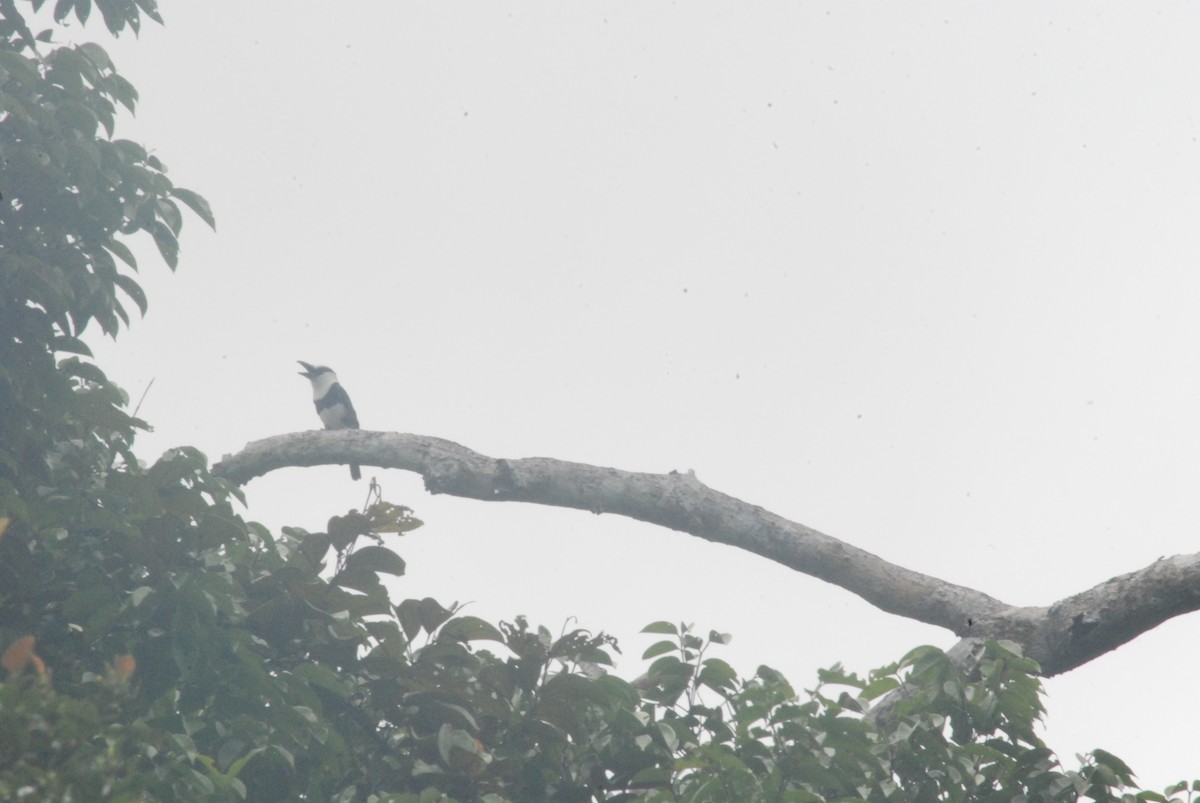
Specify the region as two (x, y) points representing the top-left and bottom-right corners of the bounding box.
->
(860, 675), (901, 701)
(641, 621), (679, 635)
(698, 657), (737, 692)
(331, 566), (384, 595)
(436, 723), (480, 765)
(292, 662), (352, 698)
(52, 335), (93, 356)
(52, 0), (74, 23)
(642, 639), (676, 660)
(1091, 748), (1135, 784)
(59, 356), (108, 384)
(438, 616), (504, 644)
(113, 138), (148, 163)
(56, 99), (99, 138)
(170, 186), (216, 230)
(655, 722), (679, 751)
(416, 597), (454, 631)
(343, 545), (406, 577)
(114, 273), (148, 316)
(135, 0), (164, 24)
(0, 50), (37, 79)
(991, 639), (1025, 658)
(296, 530), (332, 570)
(156, 197), (183, 236)
(328, 510), (372, 551)
(629, 767), (673, 788)
(225, 746), (266, 779)
(367, 501), (423, 534)
(541, 673), (608, 709)
(77, 42), (111, 71)
(646, 654), (689, 679)
(363, 620), (406, 655)
(148, 220), (179, 269)
(110, 73), (138, 113)
(396, 598), (423, 640)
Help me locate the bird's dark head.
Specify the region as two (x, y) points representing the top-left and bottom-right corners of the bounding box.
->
(297, 360), (333, 379)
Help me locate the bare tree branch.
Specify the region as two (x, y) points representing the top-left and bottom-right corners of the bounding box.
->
(212, 431), (1200, 676)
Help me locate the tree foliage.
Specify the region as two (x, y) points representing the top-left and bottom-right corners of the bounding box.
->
(0, 2), (1197, 801)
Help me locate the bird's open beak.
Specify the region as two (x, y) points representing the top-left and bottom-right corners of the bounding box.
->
(297, 360), (314, 377)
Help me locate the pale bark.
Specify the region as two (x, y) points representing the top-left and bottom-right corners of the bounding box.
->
(213, 431), (1200, 676)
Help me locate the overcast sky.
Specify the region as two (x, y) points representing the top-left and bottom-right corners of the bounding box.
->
(76, 2), (1200, 788)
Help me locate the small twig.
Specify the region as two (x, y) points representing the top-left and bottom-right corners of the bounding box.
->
(132, 378), (155, 418)
(363, 476), (382, 513)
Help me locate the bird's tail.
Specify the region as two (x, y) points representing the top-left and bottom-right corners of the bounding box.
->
(350, 464), (361, 481)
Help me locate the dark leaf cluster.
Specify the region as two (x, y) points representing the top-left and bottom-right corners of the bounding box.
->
(0, 0), (212, 555)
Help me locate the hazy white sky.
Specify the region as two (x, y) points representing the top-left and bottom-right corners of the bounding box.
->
(79, 2), (1200, 788)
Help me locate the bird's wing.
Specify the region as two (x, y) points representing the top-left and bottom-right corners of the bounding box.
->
(317, 382), (360, 428)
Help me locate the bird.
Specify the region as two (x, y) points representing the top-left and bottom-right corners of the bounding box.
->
(297, 361), (361, 480)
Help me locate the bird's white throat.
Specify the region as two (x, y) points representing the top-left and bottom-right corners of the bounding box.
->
(309, 371), (339, 399)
